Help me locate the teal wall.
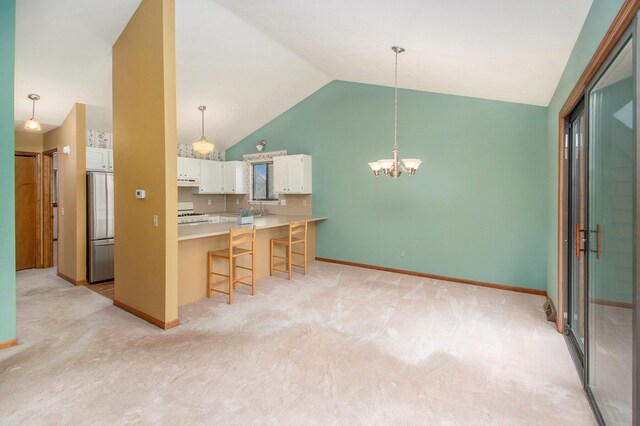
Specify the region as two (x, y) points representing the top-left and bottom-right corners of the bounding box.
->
(545, 0), (625, 307)
(227, 81), (548, 290)
(0, 0), (16, 344)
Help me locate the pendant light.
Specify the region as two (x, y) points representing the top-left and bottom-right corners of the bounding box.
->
(368, 46), (422, 177)
(192, 105), (214, 155)
(24, 94), (42, 131)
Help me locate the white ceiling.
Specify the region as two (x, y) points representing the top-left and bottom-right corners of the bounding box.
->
(14, 0), (593, 148)
(215, 0), (593, 107)
(175, 0), (330, 149)
(14, 0), (141, 132)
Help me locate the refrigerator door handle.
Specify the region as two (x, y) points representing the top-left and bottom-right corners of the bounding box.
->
(93, 239), (114, 246)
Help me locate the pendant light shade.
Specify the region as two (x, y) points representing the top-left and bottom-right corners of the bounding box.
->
(192, 105), (214, 155)
(24, 94), (42, 131)
(367, 47), (422, 178)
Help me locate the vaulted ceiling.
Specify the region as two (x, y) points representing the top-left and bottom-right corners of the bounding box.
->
(14, 0), (592, 149)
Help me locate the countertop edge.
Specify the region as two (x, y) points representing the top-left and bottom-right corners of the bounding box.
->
(178, 216), (328, 241)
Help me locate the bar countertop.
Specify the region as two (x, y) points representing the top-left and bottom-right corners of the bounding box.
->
(178, 215), (327, 241)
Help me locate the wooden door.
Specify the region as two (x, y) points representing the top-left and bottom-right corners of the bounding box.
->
(15, 154), (39, 270)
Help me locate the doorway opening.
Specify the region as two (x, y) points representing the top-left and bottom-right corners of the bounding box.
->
(43, 149), (57, 270)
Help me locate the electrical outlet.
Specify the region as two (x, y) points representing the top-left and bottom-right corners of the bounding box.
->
(303, 199), (307, 206)
(401, 250), (405, 257)
(153, 215), (158, 227)
(280, 199), (287, 206)
(207, 199), (212, 206)
(236, 199), (239, 205)
(60, 207), (64, 216)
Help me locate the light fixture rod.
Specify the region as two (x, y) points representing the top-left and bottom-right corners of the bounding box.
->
(394, 48), (398, 149)
(391, 46), (404, 150)
(27, 93), (40, 120)
(198, 105), (206, 139)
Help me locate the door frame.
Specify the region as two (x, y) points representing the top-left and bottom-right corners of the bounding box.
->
(14, 151), (42, 269)
(43, 148), (57, 269)
(562, 98), (587, 384)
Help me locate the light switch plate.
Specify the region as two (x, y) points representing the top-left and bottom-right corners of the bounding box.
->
(280, 199), (287, 206)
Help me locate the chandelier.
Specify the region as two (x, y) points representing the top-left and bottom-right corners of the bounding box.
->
(368, 46), (421, 177)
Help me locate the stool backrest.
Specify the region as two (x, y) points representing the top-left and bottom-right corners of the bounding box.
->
(229, 226), (256, 253)
(289, 220), (307, 243)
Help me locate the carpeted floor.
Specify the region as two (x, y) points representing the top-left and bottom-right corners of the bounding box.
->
(0, 262), (595, 425)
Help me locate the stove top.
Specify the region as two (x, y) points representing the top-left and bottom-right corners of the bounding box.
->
(177, 202), (210, 224)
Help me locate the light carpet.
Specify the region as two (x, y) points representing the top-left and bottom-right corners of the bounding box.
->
(0, 262), (594, 425)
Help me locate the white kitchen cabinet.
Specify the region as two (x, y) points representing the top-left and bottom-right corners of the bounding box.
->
(273, 154), (312, 194)
(177, 157), (200, 186)
(87, 147), (111, 171)
(194, 160), (225, 194)
(223, 161), (248, 194)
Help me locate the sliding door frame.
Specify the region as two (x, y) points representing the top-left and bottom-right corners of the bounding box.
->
(558, 1), (640, 424)
(563, 99), (586, 384)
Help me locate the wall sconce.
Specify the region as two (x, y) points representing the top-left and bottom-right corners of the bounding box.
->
(256, 139), (266, 152)
(62, 146), (71, 155)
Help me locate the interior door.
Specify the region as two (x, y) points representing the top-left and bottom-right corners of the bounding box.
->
(15, 154), (38, 270)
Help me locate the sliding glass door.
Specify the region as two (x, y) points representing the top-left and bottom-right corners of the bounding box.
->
(587, 36), (634, 425)
(564, 22), (637, 425)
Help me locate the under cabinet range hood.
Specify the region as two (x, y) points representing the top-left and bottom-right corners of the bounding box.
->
(178, 179), (199, 187)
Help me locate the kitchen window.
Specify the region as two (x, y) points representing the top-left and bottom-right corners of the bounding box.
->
(252, 161), (277, 201)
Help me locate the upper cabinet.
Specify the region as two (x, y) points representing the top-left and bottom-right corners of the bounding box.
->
(87, 147), (113, 172)
(274, 154), (312, 194)
(223, 161), (248, 194)
(195, 160), (224, 194)
(178, 157), (200, 186)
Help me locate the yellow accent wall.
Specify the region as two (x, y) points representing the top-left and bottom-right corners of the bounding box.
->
(112, 0), (178, 325)
(15, 131), (43, 153)
(43, 103), (87, 283)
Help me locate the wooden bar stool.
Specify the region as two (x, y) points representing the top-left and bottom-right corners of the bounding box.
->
(207, 226), (256, 304)
(270, 220), (308, 280)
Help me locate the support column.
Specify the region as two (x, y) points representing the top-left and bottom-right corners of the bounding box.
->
(112, 0), (179, 328)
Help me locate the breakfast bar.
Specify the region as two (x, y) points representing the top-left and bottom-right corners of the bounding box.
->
(178, 215), (327, 306)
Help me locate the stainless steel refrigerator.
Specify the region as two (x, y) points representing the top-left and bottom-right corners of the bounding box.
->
(87, 172), (114, 283)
